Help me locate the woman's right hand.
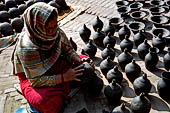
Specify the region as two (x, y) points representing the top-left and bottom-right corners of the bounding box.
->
(63, 65), (84, 82)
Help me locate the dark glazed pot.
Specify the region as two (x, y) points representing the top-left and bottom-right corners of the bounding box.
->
(101, 44), (115, 60)
(92, 16), (103, 32)
(0, 22), (14, 36)
(0, 3), (8, 11)
(133, 73), (152, 96)
(0, 11), (10, 23)
(163, 47), (170, 71)
(48, 1), (61, 13)
(129, 2), (143, 12)
(137, 39), (151, 60)
(70, 37), (77, 51)
(131, 93), (151, 113)
(125, 60), (141, 83)
(152, 28), (170, 38)
(104, 80), (123, 106)
(5, 0), (17, 8)
(116, 1), (129, 8)
(118, 49), (133, 71)
(134, 30), (146, 47)
(150, 0), (164, 6)
(103, 32), (116, 49)
(8, 7), (21, 19)
(117, 6), (131, 19)
(83, 40), (97, 59)
(157, 71), (170, 100)
(120, 36), (133, 53)
(152, 34), (166, 53)
(11, 17), (24, 33)
(18, 4), (27, 15)
(112, 103), (133, 113)
(109, 17), (124, 32)
(145, 47), (159, 71)
(150, 15), (169, 28)
(79, 24), (91, 44)
(100, 56), (116, 76)
(104, 22), (115, 36)
(88, 73), (103, 97)
(93, 28), (105, 47)
(130, 11), (148, 22)
(26, 0), (34, 7)
(118, 24), (131, 41)
(128, 22), (145, 35)
(106, 65), (123, 85)
(15, 0), (25, 5)
(54, 0), (70, 10)
(149, 7), (165, 15)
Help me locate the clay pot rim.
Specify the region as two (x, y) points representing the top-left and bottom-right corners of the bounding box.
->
(152, 28), (170, 38)
(109, 17), (124, 25)
(149, 7), (165, 14)
(149, 47), (159, 54)
(116, 1), (129, 7)
(150, 15), (169, 25)
(166, 1), (170, 6)
(130, 2), (143, 10)
(128, 22), (145, 31)
(150, 0), (164, 6)
(117, 6), (131, 14)
(130, 10), (148, 20)
(161, 71), (170, 80)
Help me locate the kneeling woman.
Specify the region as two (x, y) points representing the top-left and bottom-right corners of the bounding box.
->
(13, 2), (91, 113)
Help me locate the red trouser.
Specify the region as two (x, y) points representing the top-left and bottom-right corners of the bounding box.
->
(17, 55), (88, 113)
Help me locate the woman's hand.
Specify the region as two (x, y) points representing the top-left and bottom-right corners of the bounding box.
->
(81, 57), (94, 67)
(63, 65), (84, 82)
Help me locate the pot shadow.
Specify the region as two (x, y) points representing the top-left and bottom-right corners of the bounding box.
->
(121, 79), (136, 98)
(147, 95), (170, 112)
(131, 52), (143, 61)
(157, 60), (164, 69)
(93, 57), (103, 67)
(150, 68), (165, 78)
(150, 84), (157, 94)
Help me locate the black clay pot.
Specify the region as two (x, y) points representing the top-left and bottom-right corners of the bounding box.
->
(118, 24), (131, 41)
(106, 65), (123, 85)
(131, 93), (151, 113)
(34, 0), (44, 3)
(129, 22), (145, 35)
(118, 49), (133, 71)
(150, 15), (169, 28)
(0, 22), (14, 36)
(5, 0), (17, 8)
(152, 34), (166, 53)
(48, 1), (61, 13)
(0, 3), (8, 11)
(104, 80), (123, 106)
(11, 17), (24, 33)
(157, 71), (170, 100)
(125, 60), (141, 83)
(26, 0), (34, 7)
(70, 37), (77, 51)
(163, 47), (170, 71)
(150, 0), (164, 6)
(100, 56), (116, 76)
(54, 0), (70, 10)
(130, 2), (143, 12)
(166, 1), (170, 8)
(8, 7), (21, 19)
(116, 1), (129, 8)
(0, 11), (10, 23)
(103, 33), (116, 49)
(18, 4), (27, 15)
(101, 44), (115, 60)
(15, 0), (25, 5)
(152, 28), (170, 38)
(112, 103), (133, 113)
(93, 28), (105, 47)
(120, 36), (133, 53)
(130, 11), (148, 22)
(79, 24), (91, 44)
(88, 73), (103, 97)
(149, 7), (165, 15)
(104, 22), (115, 36)
(137, 39), (151, 60)
(83, 40), (97, 59)
(92, 16), (103, 32)
(134, 30), (147, 47)
(117, 6), (131, 19)
(145, 47), (159, 71)
(109, 17), (124, 32)
(133, 73), (152, 96)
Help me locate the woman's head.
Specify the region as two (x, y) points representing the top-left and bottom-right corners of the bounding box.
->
(23, 2), (59, 50)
